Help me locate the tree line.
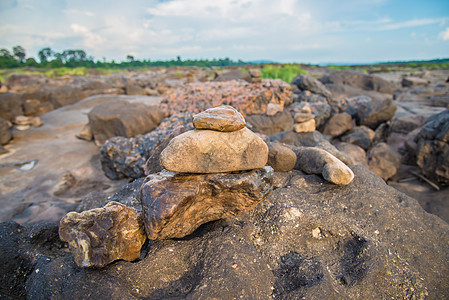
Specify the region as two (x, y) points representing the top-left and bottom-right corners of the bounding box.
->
(0, 46), (248, 69)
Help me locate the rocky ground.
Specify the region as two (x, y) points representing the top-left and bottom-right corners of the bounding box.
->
(0, 65), (448, 299)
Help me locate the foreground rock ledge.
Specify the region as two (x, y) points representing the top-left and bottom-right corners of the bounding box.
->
(59, 201), (146, 268)
(140, 166), (274, 240)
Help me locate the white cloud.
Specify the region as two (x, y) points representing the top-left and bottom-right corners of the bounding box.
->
(378, 18), (445, 31)
(439, 27), (449, 41)
(70, 24), (106, 49)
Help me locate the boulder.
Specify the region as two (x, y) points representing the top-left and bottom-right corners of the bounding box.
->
(246, 110), (294, 135)
(18, 166), (449, 298)
(49, 86), (85, 108)
(160, 127), (268, 173)
(415, 109), (449, 185)
(192, 105), (245, 132)
(88, 101), (165, 145)
(140, 166), (274, 240)
(0, 92), (24, 121)
(341, 126), (375, 150)
(368, 143), (402, 181)
(322, 112), (353, 137)
(59, 202), (146, 268)
(267, 142), (297, 172)
(401, 76), (428, 87)
(0, 117), (11, 145)
(292, 74), (332, 98)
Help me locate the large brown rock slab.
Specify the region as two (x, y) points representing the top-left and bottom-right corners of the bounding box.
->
(59, 201), (146, 268)
(192, 105), (246, 132)
(160, 127), (268, 173)
(140, 166), (274, 240)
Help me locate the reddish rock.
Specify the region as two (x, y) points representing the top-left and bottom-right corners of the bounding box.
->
(140, 166), (274, 240)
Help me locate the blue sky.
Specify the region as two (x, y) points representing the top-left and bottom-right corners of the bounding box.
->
(0, 0), (448, 64)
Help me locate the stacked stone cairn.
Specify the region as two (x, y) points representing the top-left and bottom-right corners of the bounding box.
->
(293, 106), (316, 133)
(59, 105), (274, 268)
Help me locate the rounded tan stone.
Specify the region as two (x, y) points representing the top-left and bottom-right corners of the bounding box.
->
(293, 119), (316, 133)
(160, 127), (268, 173)
(192, 105), (246, 132)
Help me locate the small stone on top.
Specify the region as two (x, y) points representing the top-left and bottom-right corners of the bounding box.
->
(193, 105), (246, 132)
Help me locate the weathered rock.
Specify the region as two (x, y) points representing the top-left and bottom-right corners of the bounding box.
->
(192, 105), (245, 132)
(0, 92), (24, 121)
(100, 112), (194, 180)
(341, 126), (376, 150)
(289, 101), (331, 128)
(160, 127), (268, 173)
(49, 86), (85, 108)
(214, 69), (251, 82)
(322, 112), (353, 137)
(294, 90), (329, 103)
(5, 166), (449, 299)
(368, 142), (402, 181)
(249, 69), (262, 78)
(246, 110), (294, 135)
(293, 147), (354, 185)
(59, 201), (146, 268)
(292, 74), (332, 98)
(335, 142), (367, 166)
(140, 166), (273, 240)
(402, 76), (428, 87)
(415, 109), (449, 185)
(30, 117), (43, 127)
(266, 102), (283, 116)
(294, 112), (314, 123)
(0, 117), (11, 145)
(76, 124), (93, 141)
(267, 142), (297, 172)
(293, 119), (316, 133)
(320, 70), (398, 94)
(89, 101), (165, 145)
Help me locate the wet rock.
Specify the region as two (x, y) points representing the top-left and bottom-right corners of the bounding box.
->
(246, 110), (294, 135)
(415, 109), (449, 185)
(368, 143), (402, 181)
(293, 147), (354, 185)
(267, 142), (297, 172)
(0, 117), (11, 145)
(293, 119), (316, 133)
(0, 92), (24, 121)
(100, 112), (194, 180)
(292, 74), (332, 98)
(140, 166), (273, 240)
(160, 127), (268, 173)
(341, 126), (375, 150)
(323, 112), (353, 137)
(402, 76), (428, 87)
(192, 105), (245, 132)
(59, 201), (146, 268)
(89, 101), (165, 145)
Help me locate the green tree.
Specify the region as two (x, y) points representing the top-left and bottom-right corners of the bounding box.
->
(12, 45), (26, 63)
(38, 47), (54, 63)
(126, 54), (135, 62)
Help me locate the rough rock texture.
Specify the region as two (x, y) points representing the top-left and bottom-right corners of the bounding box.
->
(0, 92), (24, 121)
(320, 70), (398, 94)
(322, 112), (353, 137)
(294, 112), (314, 123)
(160, 127), (269, 173)
(100, 112), (194, 179)
(293, 147), (354, 185)
(192, 105), (246, 132)
(15, 166), (449, 299)
(293, 119), (316, 133)
(161, 80), (292, 116)
(341, 126), (376, 150)
(0, 117), (11, 145)
(59, 201), (146, 268)
(88, 101), (165, 145)
(140, 166), (274, 240)
(246, 110), (294, 135)
(292, 74), (332, 98)
(415, 109), (449, 185)
(267, 142), (297, 172)
(368, 142), (402, 181)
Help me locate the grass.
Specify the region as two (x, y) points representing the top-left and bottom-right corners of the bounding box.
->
(260, 64), (307, 83)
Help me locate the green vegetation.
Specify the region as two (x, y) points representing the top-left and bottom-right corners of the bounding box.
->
(260, 64), (307, 83)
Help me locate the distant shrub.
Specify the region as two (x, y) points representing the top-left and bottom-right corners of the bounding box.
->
(260, 64), (307, 83)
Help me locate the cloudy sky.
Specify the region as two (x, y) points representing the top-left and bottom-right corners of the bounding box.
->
(1, 0), (448, 64)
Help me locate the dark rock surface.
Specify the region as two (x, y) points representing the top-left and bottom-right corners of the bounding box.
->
(415, 109), (449, 185)
(246, 110), (294, 135)
(341, 126), (375, 150)
(140, 167), (274, 240)
(0, 92), (24, 121)
(292, 74), (332, 98)
(88, 101), (165, 145)
(0, 117), (11, 145)
(4, 166), (448, 299)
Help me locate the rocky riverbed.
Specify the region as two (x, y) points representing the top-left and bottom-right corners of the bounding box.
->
(0, 66), (448, 299)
